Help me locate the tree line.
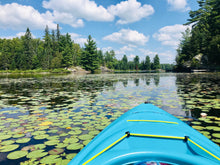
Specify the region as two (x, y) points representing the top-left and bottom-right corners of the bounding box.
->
(0, 25), (173, 73)
(175, 0), (220, 71)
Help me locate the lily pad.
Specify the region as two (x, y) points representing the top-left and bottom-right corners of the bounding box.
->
(26, 150), (48, 159)
(0, 134), (12, 140)
(13, 134), (25, 138)
(16, 138), (31, 143)
(63, 138), (79, 144)
(212, 133), (220, 138)
(66, 153), (77, 160)
(44, 140), (60, 146)
(1, 140), (15, 145)
(0, 144), (19, 152)
(55, 143), (68, 148)
(7, 150), (28, 160)
(66, 143), (83, 150)
(34, 134), (49, 140)
(40, 155), (62, 164)
(48, 148), (64, 155)
(34, 144), (46, 150)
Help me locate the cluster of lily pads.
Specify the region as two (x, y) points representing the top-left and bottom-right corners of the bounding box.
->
(176, 73), (220, 145)
(0, 73), (219, 164)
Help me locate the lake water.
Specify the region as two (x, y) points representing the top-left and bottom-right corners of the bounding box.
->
(0, 73), (219, 164)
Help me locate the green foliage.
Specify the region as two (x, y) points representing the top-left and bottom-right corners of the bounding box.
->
(134, 56), (139, 70)
(176, 0), (220, 70)
(145, 56), (151, 70)
(0, 25), (167, 73)
(81, 35), (99, 73)
(153, 54), (160, 70)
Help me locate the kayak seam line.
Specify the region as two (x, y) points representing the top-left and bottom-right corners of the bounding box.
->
(130, 133), (184, 140)
(188, 138), (220, 161)
(82, 133), (220, 164)
(131, 133), (220, 162)
(127, 120), (178, 124)
(82, 134), (127, 165)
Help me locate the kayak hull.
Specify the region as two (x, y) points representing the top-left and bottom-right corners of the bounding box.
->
(68, 103), (220, 165)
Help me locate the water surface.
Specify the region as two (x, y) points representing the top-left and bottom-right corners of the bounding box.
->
(0, 73), (219, 164)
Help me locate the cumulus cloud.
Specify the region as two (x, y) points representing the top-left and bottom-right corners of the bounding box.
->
(103, 29), (149, 46)
(43, 0), (114, 27)
(69, 33), (87, 46)
(153, 24), (190, 48)
(108, 0), (154, 24)
(167, 0), (190, 11)
(139, 48), (158, 57)
(0, 32), (36, 39)
(0, 3), (57, 30)
(159, 51), (176, 63)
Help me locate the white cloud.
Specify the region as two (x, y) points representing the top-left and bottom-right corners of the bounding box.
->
(159, 51), (176, 63)
(108, 0), (154, 24)
(120, 45), (136, 52)
(0, 3), (57, 30)
(102, 47), (113, 52)
(103, 29), (149, 46)
(0, 32), (36, 39)
(167, 0), (190, 11)
(69, 33), (87, 46)
(153, 24), (190, 48)
(43, 0), (114, 27)
(139, 48), (158, 57)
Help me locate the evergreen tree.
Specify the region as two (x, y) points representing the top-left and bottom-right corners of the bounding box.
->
(145, 56), (151, 70)
(121, 55), (128, 70)
(43, 25), (52, 69)
(62, 33), (73, 67)
(153, 54), (160, 70)
(21, 28), (34, 70)
(81, 35), (99, 73)
(134, 56), (139, 70)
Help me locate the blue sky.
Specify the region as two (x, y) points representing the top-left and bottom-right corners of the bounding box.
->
(0, 0), (199, 63)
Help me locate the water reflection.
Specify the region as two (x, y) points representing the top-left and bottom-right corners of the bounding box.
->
(0, 73), (220, 165)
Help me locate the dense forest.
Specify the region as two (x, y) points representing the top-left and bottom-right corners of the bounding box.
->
(0, 24), (174, 73)
(175, 0), (220, 71)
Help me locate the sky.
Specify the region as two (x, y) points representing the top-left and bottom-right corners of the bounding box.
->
(0, 0), (199, 64)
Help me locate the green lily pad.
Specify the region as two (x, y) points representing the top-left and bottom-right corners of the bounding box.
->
(40, 155), (62, 164)
(0, 134), (12, 140)
(7, 150), (28, 160)
(66, 143), (83, 150)
(32, 131), (46, 136)
(1, 140), (15, 145)
(66, 153), (77, 160)
(26, 150), (48, 159)
(34, 144), (46, 150)
(192, 126), (204, 130)
(212, 133), (220, 138)
(0, 144), (19, 152)
(16, 138), (31, 143)
(48, 148), (64, 155)
(78, 134), (93, 140)
(44, 140), (60, 146)
(63, 138), (79, 144)
(56, 159), (71, 165)
(83, 140), (91, 146)
(55, 143), (68, 148)
(34, 134), (49, 140)
(13, 134), (25, 138)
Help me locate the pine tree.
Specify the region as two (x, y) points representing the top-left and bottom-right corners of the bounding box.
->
(153, 54), (160, 70)
(145, 56), (151, 70)
(81, 35), (99, 73)
(134, 56), (139, 70)
(21, 28), (34, 70)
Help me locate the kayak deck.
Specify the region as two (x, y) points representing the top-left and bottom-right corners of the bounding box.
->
(68, 103), (220, 165)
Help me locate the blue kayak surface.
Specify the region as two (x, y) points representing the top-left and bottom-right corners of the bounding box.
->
(68, 103), (220, 165)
